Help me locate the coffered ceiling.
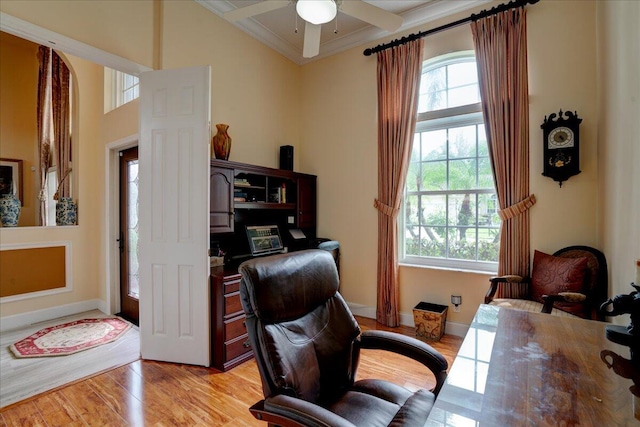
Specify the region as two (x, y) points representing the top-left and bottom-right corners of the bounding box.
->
(196, 0), (491, 65)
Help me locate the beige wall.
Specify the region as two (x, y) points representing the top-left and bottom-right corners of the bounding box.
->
(528, 1), (598, 251)
(301, 0), (600, 326)
(300, 48), (379, 309)
(0, 0), (155, 69)
(160, 0), (301, 169)
(0, 52), (104, 317)
(0, 32), (38, 227)
(597, 1), (640, 326)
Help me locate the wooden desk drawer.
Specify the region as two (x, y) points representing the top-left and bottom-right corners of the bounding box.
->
(224, 291), (243, 317)
(225, 315), (247, 341)
(225, 334), (251, 362)
(224, 275), (242, 294)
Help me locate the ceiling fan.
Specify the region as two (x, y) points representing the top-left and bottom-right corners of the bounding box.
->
(223, 0), (404, 58)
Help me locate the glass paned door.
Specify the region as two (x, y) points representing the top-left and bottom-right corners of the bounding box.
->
(119, 146), (139, 324)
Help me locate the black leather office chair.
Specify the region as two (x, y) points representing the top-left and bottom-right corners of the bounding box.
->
(239, 250), (448, 426)
(316, 240), (339, 276)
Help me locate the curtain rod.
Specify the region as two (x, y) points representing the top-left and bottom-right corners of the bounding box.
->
(363, 0), (539, 56)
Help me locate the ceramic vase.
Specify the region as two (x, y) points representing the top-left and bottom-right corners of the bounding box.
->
(56, 197), (77, 226)
(0, 193), (21, 227)
(212, 124), (232, 160)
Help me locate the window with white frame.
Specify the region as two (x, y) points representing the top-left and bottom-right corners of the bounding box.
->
(400, 51), (499, 272)
(106, 68), (139, 111)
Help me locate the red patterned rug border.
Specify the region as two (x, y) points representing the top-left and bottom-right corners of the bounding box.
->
(9, 318), (132, 358)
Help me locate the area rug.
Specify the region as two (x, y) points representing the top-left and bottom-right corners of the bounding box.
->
(9, 317), (132, 358)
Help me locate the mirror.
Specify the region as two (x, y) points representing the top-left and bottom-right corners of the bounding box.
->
(0, 31), (75, 227)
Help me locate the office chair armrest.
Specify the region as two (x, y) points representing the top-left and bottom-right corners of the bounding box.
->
(541, 292), (587, 314)
(485, 275), (526, 303)
(359, 330), (448, 395)
(257, 396), (357, 427)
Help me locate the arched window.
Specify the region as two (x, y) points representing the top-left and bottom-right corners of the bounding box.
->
(401, 51), (499, 272)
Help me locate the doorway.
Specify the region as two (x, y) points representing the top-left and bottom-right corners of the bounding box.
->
(117, 146), (139, 325)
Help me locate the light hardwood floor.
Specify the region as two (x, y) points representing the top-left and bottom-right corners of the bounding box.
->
(0, 316), (462, 426)
(0, 310), (140, 408)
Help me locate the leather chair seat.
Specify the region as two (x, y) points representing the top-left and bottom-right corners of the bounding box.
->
(327, 379), (435, 427)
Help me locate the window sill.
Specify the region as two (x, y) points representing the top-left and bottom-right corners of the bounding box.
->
(398, 262), (496, 276)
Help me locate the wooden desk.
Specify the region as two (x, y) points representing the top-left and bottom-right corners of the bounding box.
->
(426, 304), (640, 426)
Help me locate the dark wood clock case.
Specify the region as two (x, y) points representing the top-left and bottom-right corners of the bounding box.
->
(541, 110), (582, 187)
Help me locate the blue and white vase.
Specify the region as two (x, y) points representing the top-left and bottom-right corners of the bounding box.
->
(0, 193), (21, 227)
(56, 197), (77, 226)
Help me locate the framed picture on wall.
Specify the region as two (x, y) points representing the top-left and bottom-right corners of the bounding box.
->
(0, 158), (24, 205)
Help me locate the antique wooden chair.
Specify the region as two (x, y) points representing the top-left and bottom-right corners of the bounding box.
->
(485, 246), (608, 320)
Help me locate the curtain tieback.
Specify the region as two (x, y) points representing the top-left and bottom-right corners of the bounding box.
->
(373, 199), (398, 217)
(498, 194), (537, 221)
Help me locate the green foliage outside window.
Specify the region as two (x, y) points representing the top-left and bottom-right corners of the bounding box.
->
(404, 53), (499, 269)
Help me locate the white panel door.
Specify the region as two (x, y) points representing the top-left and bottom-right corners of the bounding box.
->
(138, 66), (211, 366)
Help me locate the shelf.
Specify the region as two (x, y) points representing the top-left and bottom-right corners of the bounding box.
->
(234, 184), (265, 190)
(234, 202), (295, 210)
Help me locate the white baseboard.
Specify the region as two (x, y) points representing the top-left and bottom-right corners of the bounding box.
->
(347, 302), (377, 319)
(97, 299), (109, 314)
(442, 321), (469, 338)
(347, 301), (469, 338)
(0, 299), (106, 332)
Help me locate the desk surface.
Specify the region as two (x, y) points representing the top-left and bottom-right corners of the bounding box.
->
(426, 304), (640, 426)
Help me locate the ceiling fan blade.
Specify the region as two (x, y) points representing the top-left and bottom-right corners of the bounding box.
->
(303, 22), (321, 58)
(340, 0), (403, 32)
(223, 0), (290, 22)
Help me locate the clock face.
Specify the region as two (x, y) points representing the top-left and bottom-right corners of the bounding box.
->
(548, 126), (575, 149)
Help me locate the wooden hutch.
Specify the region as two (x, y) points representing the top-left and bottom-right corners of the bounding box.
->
(209, 159), (317, 371)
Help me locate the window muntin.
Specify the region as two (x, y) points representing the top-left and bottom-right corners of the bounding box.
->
(418, 54), (481, 114)
(401, 52), (498, 272)
(121, 72), (139, 105)
(106, 68), (139, 111)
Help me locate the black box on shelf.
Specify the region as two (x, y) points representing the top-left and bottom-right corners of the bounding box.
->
(280, 145), (293, 170)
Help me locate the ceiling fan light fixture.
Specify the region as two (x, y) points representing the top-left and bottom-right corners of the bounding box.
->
(296, 0), (337, 25)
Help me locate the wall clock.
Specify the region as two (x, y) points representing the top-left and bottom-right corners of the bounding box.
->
(541, 110), (582, 187)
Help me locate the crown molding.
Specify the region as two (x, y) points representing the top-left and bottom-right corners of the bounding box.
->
(196, 0), (491, 65)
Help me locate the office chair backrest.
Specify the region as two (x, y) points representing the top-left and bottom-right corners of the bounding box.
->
(317, 240), (340, 275)
(239, 250), (361, 403)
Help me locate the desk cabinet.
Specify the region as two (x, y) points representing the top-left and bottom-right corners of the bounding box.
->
(209, 160), (318, 371)
(297, 175), (316, 229)
(211, 268), (253, 371)
(210, 159), (317, 234)
(210, 166), (234, 234)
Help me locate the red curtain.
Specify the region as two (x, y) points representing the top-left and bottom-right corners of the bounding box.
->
(471, 7), (536, 281)
(374, 39), (424, 327)
(52, 51), (72, 199)
(37, 46), (52, 226)
(36, 48), (72, 225)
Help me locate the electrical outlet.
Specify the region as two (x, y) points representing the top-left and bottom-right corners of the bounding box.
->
(287, 216), (294, 224)
(451, 295), (462, 312)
